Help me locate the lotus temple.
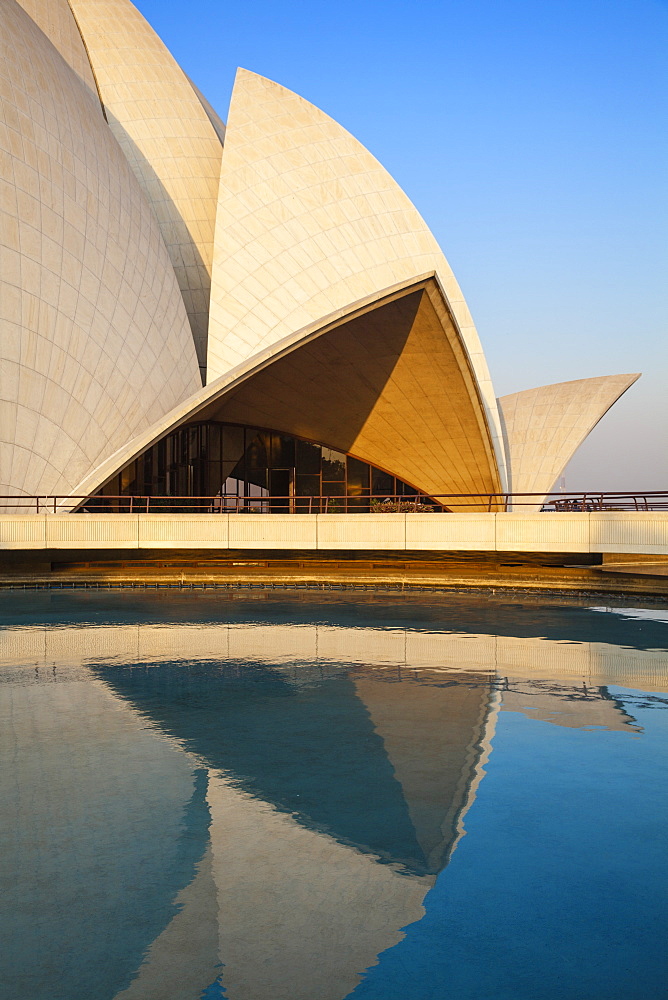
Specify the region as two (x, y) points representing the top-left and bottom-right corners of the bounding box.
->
(0, 0), (643, 517)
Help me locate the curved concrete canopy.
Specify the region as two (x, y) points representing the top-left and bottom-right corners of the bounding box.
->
(70, 277), (504, 507)
(0, 2), (201, 498)
(200, 283), (503, 503)
(14, 0), (100, 104)
(208, 69), (508, 488)
(498, 373), (640, 509)
(68, 0), (226, 375)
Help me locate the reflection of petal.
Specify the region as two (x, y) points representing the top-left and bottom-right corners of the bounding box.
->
(353, 674), (495, 869)
(113, 844), (220, 1000)
(206, 773), (432, 1000)
(94, 663), (430, 873)
(500, 686), (639, 732)
(0, 674), (202, 1000)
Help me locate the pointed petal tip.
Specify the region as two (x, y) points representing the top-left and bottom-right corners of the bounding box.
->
(235, 67), (272, 85)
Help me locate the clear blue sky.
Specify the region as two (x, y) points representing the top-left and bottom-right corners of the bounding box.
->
(137, 0), (667, 490)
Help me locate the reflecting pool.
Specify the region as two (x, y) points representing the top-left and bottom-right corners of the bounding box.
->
(1, 591), (667, 1000)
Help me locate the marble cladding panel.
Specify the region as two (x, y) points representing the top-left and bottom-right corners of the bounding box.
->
(0, 516), (46, 546)
(208, 69), (506, 483)
(495, 513), (590, 552)
(499, 374), (640, 508)
(137, 514), (230, 548)
(3, 511), (667, 556)
(44, 516), (139, 546)
(589, 512), (668, 554)
(14, 0), (100, 103)
(405, 514), (496, 550)
(315, 514), (406, 550)
(69, 0), (225, 374)
(228, 514), (318, 549)
(0, 3), (201, 498)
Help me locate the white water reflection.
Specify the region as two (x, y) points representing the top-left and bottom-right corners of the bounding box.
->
(590, 605), (668, 624)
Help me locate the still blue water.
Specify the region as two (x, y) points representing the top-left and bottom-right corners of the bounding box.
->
(0, 590), (667, 1000)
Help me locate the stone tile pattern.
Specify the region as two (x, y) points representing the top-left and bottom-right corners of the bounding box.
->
(498, 373), (640, 509)
(208, 70), (507, 486)
(69, 0), (225, 376)
(188, 77), (227, 147)
(15, 0), (100, 104)
(0, 2), (201, 498)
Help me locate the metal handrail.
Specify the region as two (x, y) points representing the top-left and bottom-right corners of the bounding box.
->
(1, 492), (668, 513)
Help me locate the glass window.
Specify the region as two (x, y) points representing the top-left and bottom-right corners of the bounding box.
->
(243, 431), (269, 491)
(246, 431), (268, 471)
(120, 464), (135, 496)
(296, 439), (320, 475)
(222, 477), (242, 504)
(131, 457), (144, 496)
(372, 469), (395, 497)
(270, 434), (295, 469)
(245, 468), (268, 493)
(222, 425), (245, 464)
(397, 481), (417, 497)
(321, 481), (345, 497)
(141, 450), (153, 495)
(187, 425), (199, 458)
(91, 420), (424, 509)
(197, 461), (221, 498)
(346, 496), (370, 512)
(206, 423), (222, 464)
(347, 457), (370, 496)
(322, 448), (345, 481)
(296, 473), (321, 496)
(269, 469), (291, 510)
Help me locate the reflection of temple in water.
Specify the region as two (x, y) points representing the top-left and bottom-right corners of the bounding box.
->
(0, 610), (653, 1000)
